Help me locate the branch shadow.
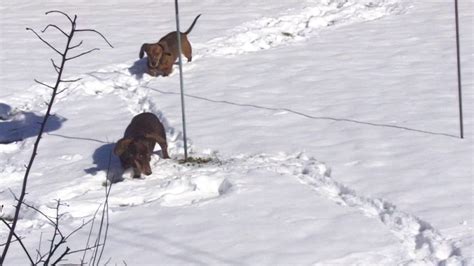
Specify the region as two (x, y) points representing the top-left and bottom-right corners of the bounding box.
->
(145, 87), (458, 139)
(0, 103), (67, 144)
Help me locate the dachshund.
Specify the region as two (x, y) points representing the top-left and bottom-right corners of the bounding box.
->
(139, 14), (201, 76)
(114, 112), (169, 178)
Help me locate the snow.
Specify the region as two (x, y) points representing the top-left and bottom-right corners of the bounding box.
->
(1, 0), (473, 265)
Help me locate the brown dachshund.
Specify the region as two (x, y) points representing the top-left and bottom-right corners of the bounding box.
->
(139, 14), (201, 77)
(114, 112), (169, 178)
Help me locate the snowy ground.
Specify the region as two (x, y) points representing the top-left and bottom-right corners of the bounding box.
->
(1, 0), (473, 265)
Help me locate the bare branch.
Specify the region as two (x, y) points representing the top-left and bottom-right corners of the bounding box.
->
(56, 87), (68, 95)
(66, 48), (100, 61)
(50, 58), (60, 74)
(0, 238), (20, 247)
(41, 24), (69, 37)
(69, 40), (83, 50)
(75, 29), (114, 48)
(94, 150), (113, 265)
(60, 78), (81, 83)
(67, 244), (103, 256)
(34, 79), (55, 89)
(65, 219), (93, 240)
(35, 231), (43, 263)
(52, 246), (70, 265)
(81, 204), (102, 263)
(0, 219), (34, 265)
(26, 27), (63, 56)
(21, 201), (56, 227)
(48, 200), (64, 257)
(45, 10), (73, 24)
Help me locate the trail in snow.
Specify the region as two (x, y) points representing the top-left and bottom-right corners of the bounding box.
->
(236, 153), (464, 265)
(2, 0), (462, 265)
(202, 0), (412, 56)
(52, 151), (465, 265)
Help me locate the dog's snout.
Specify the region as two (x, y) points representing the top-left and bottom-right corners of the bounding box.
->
(144, 169), (152, 176)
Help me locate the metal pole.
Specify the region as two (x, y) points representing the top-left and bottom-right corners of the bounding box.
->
(174, 0), (189, 159)
(454, 0), (464, 139)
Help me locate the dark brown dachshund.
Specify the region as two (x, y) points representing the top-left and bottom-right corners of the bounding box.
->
(114, 112), (169, 178)
(139, 14), (201, 76)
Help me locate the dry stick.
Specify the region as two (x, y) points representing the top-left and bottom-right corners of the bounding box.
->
(81, 204), (103, 264)
(0, 10), (112, 263)
(36, 232), (43, 263)
(92, 150), (113, 266)
(0, 219), (34, 265)
(44, 215), (96, 264)
(52, 247), (70, 265)
(46, 200), (63, 262)
(96, 182), (112, 265)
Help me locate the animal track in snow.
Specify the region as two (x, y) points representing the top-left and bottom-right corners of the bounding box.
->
(238, 152), (463, 265)
(202, 0), (412, 56)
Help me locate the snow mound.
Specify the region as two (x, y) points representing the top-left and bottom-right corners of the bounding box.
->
(203, 0), (412, 56)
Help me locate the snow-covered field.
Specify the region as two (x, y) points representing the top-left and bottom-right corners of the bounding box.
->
(1, 0), (473, 265)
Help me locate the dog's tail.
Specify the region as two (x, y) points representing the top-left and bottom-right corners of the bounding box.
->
(184, 14), (201, 35)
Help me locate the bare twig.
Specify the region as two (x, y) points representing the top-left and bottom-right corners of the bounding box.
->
(97, 182), (112, 265)
(21, 200), (57, 228)
(41, 24), (69, 37)
(56, 87), (69, 95)
(47, 200), (63, 258)
(81, 204), (102, 263)
(61, 78), (82, 83)
(34, 79), (54, 89)
(26, 27), (63, 56)
(36, 231), (43, 262)
(45, 10), (73, 24)
(69, 40), (84, 50)
(76, 29), (114, 48)
(0, 219), (34, 265)
(52, 246), (70, 265)
(91, 149), (113, 265)
(67, 244), (104, 256)
(66, 48), (100, 61)
(50, 58), (61, 74)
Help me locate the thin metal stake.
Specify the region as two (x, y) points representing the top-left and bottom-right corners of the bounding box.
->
(454, 0), (464, 139)
(174, 0), (188, 160)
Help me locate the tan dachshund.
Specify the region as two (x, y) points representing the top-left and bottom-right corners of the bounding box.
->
(139, 14), (201, 77)
(114, 112), (169, 178)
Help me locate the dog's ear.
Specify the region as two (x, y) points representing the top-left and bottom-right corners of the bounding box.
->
(160, 43), (172, 57)
(114, 138), (133, 156)
(139, 43), (148, 59)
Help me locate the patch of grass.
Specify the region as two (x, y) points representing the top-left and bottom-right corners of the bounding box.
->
(178, 156), (217, 167)
(281, 31), (294, 37)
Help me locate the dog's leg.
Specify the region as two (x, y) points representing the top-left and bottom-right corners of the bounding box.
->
(132, 167), (141, 178)
(182, 39), (192, 62)
(160, 143), (170, 159)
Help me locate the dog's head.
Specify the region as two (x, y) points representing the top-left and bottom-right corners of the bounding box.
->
(114, 137), (153, 176)
(139, 43), (171, 69)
